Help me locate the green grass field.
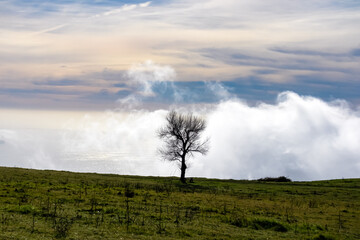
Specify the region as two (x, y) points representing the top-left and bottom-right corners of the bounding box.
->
(0, 166), (359, 239)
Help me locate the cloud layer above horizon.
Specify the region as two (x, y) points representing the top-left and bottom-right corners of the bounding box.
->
(1, 90), (359, 180)
(1, 0), (360, 109)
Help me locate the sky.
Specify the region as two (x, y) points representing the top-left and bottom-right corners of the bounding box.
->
(0, 0), (360, 180)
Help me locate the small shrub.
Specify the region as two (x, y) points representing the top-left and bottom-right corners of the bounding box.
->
(54, 217), (72, 238)
(251, 218), (288, 232)
(298, 223), (325, 234)
(309, 199), (318, 208)
(312, 233), (335, 240)
(203, 207), (218, 213)
(18, 205), (36, 214)
(229, 215), (249, 228)
(125, 188), (135, 198)
(258, 176), (292, 182)
(104, 207), (118, 214)
(188, 205), (200, 211)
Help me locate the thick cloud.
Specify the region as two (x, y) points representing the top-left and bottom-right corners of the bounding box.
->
(1, 91), (359, 180)
(191, 92), (360, 180)
(59, 110), (175, 175)
(0, 129), (59, 169)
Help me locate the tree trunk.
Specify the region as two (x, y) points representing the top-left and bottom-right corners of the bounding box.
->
(180, 156), (187, 183)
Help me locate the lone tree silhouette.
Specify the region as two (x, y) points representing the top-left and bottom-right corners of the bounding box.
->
(158, 110), (209, 183)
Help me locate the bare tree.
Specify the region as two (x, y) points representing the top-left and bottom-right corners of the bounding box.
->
(158, 110), (209, 183)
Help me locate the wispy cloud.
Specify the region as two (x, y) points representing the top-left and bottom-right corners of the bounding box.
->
(126, 60), (176, 96)
(269, 47), (347, 58)
(32, 24), (68, 35)
(1, 0), (360, 108)
(101, 1), (152, 16)
(33, 79), (82, 86)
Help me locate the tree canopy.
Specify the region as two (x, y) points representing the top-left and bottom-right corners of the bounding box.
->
(158, 110), (209, 183)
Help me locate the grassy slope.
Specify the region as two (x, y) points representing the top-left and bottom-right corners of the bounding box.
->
(0, 166), (359, 240)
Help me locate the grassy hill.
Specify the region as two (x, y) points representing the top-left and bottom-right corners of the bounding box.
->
(0, 166), (359, 239)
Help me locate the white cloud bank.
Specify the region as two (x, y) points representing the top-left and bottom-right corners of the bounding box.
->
(1, 91), (359, 180)
(191, 92), (360, 180)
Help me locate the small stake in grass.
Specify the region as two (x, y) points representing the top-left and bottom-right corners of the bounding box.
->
(31, 213), (35, 233)
(338, 211), (344, 232)
(125, 187), (134, 232)
(157, 200), (165, 234)
(126, 199), (130, 232)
